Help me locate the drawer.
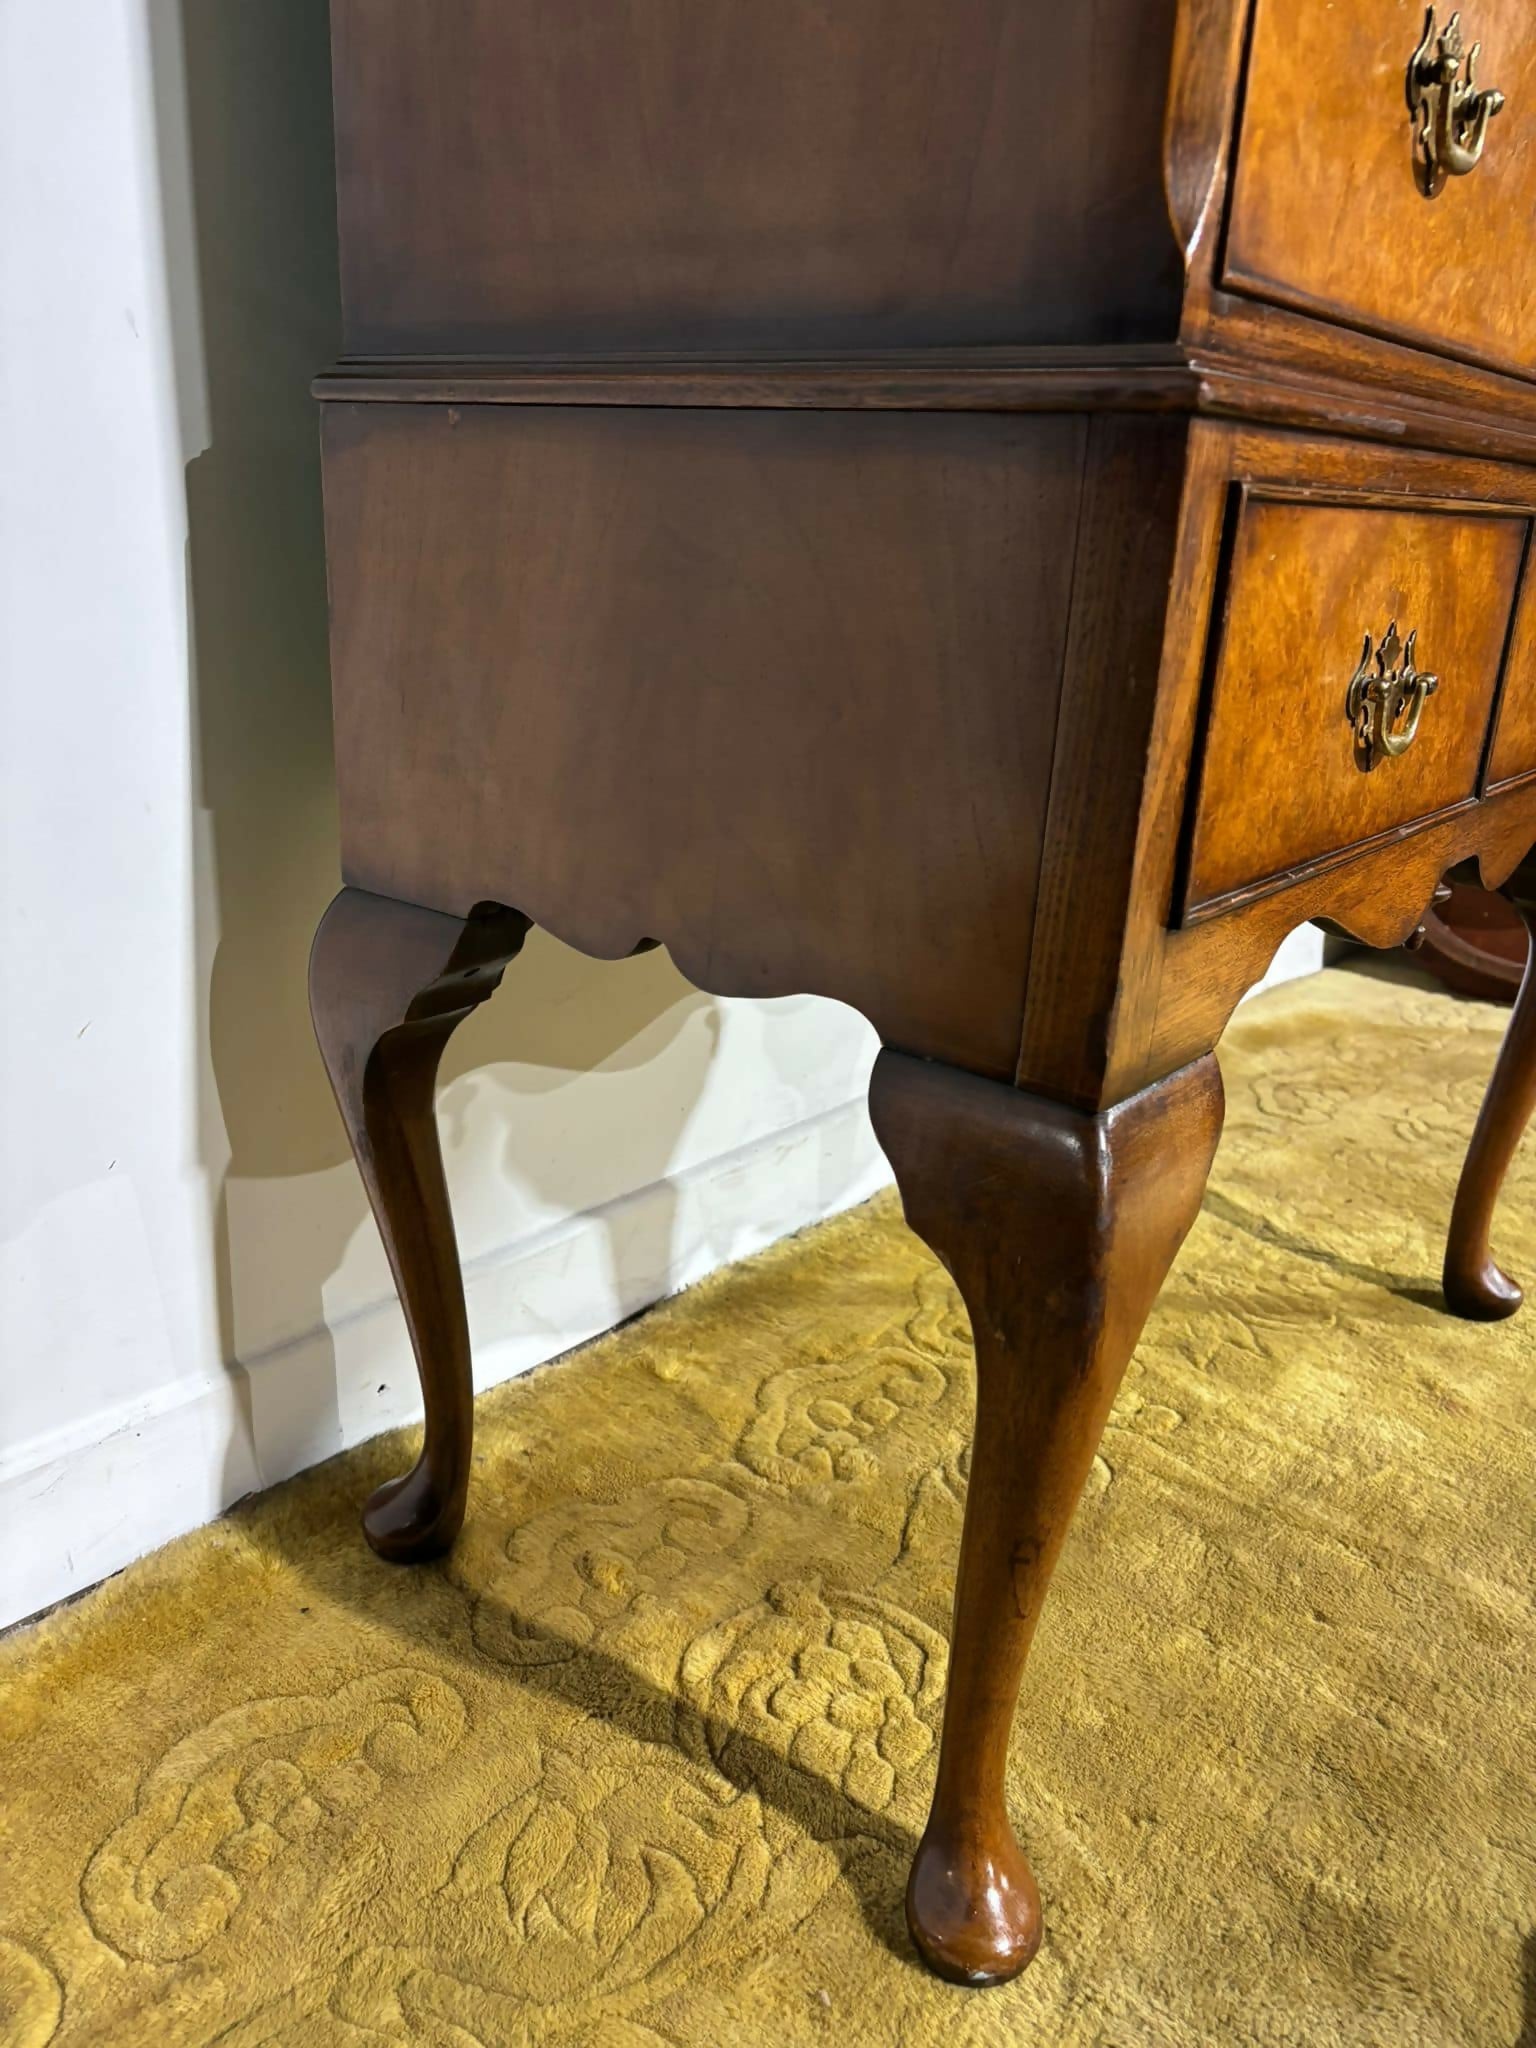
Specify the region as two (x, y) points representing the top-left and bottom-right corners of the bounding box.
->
(1226, 0), (1536, 380)
(1182, 493), (1528, 917)
(1487, 567), (1536, 788)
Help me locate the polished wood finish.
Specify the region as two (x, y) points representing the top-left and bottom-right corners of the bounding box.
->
(319, 396), (1536, 1115)
(1414, 877), (1530, 999)
(1090, 422), (1536, 1109)
(1184, 495), (1527, 914)
(1228, 0), (1536, 382)
(870, 1049), (1224, 1984)
(323, 401), (1086, 1076)
(314, 348), (1209, 417)
(330, 0), (1184, 358)
(1012, 416), (1192, 1100)
(314, 0), (1536, 1989)
(1485, 567), (1536, 788)
(312, 345), (1536, 470)
(1175, 0), (1536, 479)
(309, 888), (530, 1559)
(1445, 887), (1536, 1317)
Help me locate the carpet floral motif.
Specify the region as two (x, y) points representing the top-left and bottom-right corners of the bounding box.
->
(734, 1267), (970, 1495)
(1, 968), (1533, 2046)
(678, 1578), (944, 1832)
(82, 1670), (467, 1966)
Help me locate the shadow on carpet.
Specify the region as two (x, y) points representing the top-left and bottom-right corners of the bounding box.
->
(1, 968), (1533, 2046)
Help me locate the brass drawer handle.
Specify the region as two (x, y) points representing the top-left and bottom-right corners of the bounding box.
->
(1408, 8), (1506, 198)
(1346, 622), (1440, 771)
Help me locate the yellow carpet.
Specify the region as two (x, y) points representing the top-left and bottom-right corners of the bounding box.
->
(2, 966), (1534, 2047)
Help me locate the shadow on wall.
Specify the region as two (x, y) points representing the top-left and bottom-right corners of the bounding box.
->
(144, 0), (718, 1491)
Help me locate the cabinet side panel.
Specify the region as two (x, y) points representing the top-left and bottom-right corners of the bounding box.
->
(330, 0), (1184, 356)
(321, 403), (1086, 1076)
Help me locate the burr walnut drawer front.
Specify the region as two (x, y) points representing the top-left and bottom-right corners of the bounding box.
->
(1181, 493), (1528, 918)
(1226, 0), (1536, 380)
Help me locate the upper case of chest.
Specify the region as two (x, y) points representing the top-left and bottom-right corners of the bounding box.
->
(329, 0), (1184, 355)
(329, 0), (1535, 380)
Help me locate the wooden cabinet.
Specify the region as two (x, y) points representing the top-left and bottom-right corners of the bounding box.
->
(313, 0), (1536, 1997)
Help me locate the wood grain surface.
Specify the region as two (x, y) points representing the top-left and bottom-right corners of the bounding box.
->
(870, 1048), (1225, 1983)
(1227, 0), (1536, 380)
(1184, 493), (1529, 912)
(1485, 560), (1536, 788)
(330, 0), (1184, 358)
(322, 400), (1088, 1076)
(309, 888), (532, 1561)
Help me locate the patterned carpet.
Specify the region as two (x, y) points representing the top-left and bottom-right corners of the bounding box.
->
(1, 966), (1533, 2047)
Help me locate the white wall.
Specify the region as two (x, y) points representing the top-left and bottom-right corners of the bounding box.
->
(0, 1), (893, 1629)
(0, 4), (1321, 1632)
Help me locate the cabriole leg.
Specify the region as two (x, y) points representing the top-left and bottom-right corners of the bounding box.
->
(309, 886), (531, 1561)
(869, 1050), (1224, 1984)
(1445, 897), (1536, 1320)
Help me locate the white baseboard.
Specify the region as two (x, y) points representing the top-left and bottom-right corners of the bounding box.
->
(3, 932), (1329, 1632)
(0, 1368), (260, 1635)
(1, 1094), (892, 1630)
